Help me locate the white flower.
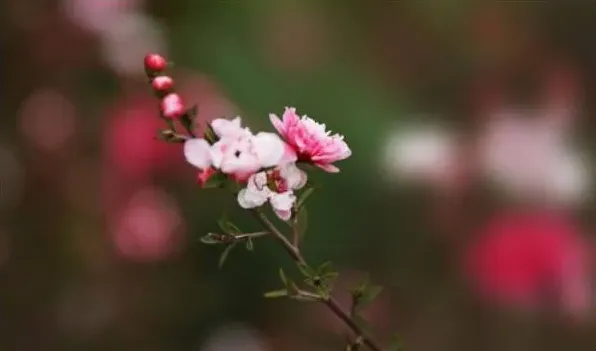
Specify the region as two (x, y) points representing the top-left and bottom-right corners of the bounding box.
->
(479, 110), (590, 204)
(383, 124), (457, 184)
(211, 132), (286, 181)
(237, 163), (307, 220)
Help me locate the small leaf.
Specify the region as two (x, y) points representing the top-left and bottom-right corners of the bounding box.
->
(279, 268), (288, 286)
(264, 289), (288, 298)
(294, 208), (308, 239)
(296, 186), (315, 210)
(217, 215), (241, 234)
(388, 334), (404, 351)
(316, 261), (333, 275)
(203, 172), (227, 189)
(204, 124), (218, 144)
(200, 233), (221, 245)
(356, 285), (384, 309)
(218, 244), (236, 269)
(297, 262), (316, 278)
(180, 105), (198, 133)
(246, 238), (254, 251)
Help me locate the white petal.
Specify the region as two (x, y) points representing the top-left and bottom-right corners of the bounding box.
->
(273, 208), (292, 221)
(211, 117), (249, 138)
(209, 140), (226, 169)
(183, 138), (212, 170)
(280, 163), (307, 190)
(270, 191), (296, 212)
(252, 132), (285, 168)
(237, 187), (269, 209)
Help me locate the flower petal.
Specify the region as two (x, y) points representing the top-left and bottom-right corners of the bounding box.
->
(269, 113), (286, 135)
(252, 132), (285, 168)
(183, 138), (212, 170)
(315, 163), (340, 173)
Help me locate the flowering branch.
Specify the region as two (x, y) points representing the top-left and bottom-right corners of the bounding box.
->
(142, 53), (397, 351)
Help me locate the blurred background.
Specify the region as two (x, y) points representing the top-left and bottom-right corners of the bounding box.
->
(3, 1), (596, 350)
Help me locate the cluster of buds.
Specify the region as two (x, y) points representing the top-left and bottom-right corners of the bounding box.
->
(144, 54), (184, 119)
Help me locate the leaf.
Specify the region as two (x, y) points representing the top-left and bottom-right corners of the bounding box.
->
(217, 215), (241, 234)
(203, 172), (227, 188)
(355, 285), (384, 309)
(204, 124), (218, 144)
(264, 289), (288, 298)
(245, 238), (254, 251)
(218, 244), (236, 269)
(316, 261), (333, 275)
(297, 262), (316, 278)
(296, 186), (315, 210)
(180, 105), (198, 134)
(388, 334), (404, 351)
(200, 233), (222, 245)
(279, 268), (288, 286)
(294, 207), (308, 239)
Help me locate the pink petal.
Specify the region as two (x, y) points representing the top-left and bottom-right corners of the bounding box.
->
(316, 163), (340, 173)
(269, 113), (286, 135)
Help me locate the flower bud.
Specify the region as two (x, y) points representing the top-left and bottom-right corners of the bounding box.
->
(144, 53), (167, 74)
(161, 93), (184, 119)
(152, 76), (174, 93)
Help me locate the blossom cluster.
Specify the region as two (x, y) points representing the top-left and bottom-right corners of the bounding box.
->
(144, 54), (351, 220)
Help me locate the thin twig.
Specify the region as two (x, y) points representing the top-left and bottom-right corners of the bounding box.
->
(251, 209), (385, 351)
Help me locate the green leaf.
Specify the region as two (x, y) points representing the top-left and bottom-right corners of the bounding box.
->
(294, 207), (308, 239)
(203, 172), (227, 188)
(217, 215), (241, 234)
(200, 233), (222, 245)
(180, 105), (198, 134)
(204, 124), (218, 144)
(264, 289), (288, 298)
(279, 268), (287, 285)
(316, 261), (333, 275)
(388, 334), (404, 351)
(245, 238), (254, 251)
(296, 186), (315, 210)
(297, 262), (316, 278)
(218, 244), (236, 269)
(356, 285), (384, 309)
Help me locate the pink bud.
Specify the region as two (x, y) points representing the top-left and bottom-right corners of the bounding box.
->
(161, 93), (184, 119)
(144, 53), (167, 73)
(152, 76), (174, 93)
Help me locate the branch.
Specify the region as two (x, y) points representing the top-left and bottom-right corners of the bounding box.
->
(251, 209), (385, 351)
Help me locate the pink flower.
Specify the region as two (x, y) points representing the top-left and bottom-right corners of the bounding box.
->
(237, 163), (307, 220)
(463, 210), (592, 318)
(270, 107), (351, 172)
(160, 93), (184, 119)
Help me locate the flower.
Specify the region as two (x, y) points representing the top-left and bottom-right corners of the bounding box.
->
(152, 75), (174, 93)
(237, 163), (307, 220)
(160, 93), (184, 118)
(270, 107), (351, 172)
(383, 124), (458, 186)
(209, 117), (293, 181)
(463, 210), (592, 318)
(144, 53), (167, 73)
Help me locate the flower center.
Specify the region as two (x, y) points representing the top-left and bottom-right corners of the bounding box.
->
(266, 169), (289, 193)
